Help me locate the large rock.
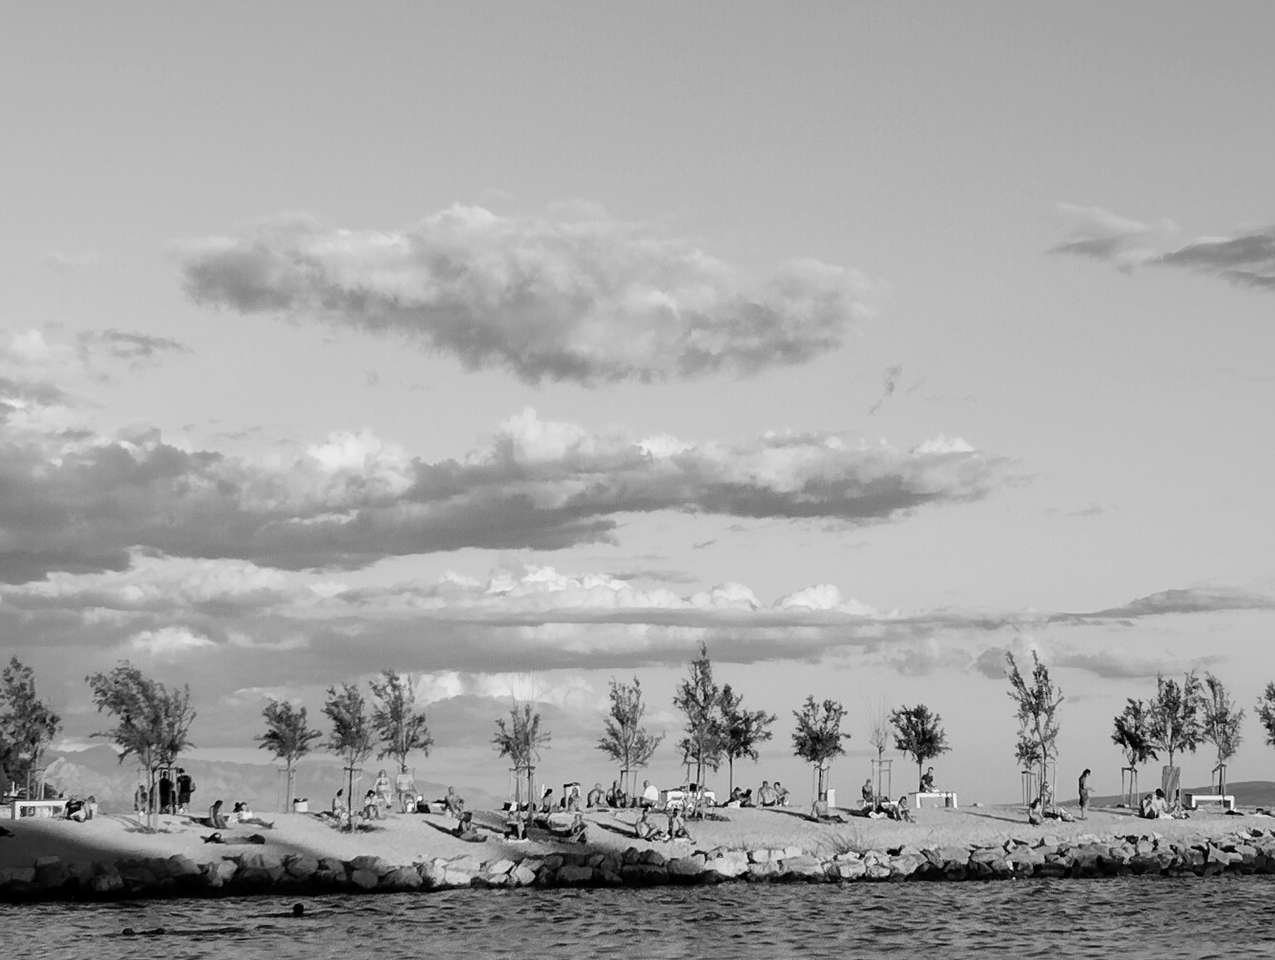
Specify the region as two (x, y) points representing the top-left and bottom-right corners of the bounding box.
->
(705, 854), (749, 879)
(557, 865), (595, 886)
(828, 859), (867, 880)
(510, 864), (538, 886)
(746, 862), (780, 881)
(380, 866), (423, 890)
(620, 863), (667, 885)
(667, 857), (705, 880)
(349, 868), (379, 890)
(778, 855), (826, 881)
(284, 854), (320, 879)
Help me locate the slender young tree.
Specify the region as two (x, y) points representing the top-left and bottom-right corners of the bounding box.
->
(719, 683), (775, 793)
(370, 670), (433, 776)
(494, 702), (550, 827)
(673, 642), (724, 786)
(1256, 683), (1275, 750)
(85, 662), (195, 828)
(1006, 651), (1062, 807)
(1111, 697), (1158, 805)
(1146, 672), (1205, 776)
(0, 657), (61, 800)
(597, 677), (663, 798)
(1201, 673), (1243, 795)
(792, 696), (851, 813)
(323, 682), (374, 830)
(256, 699), (322, 809)
(889, 703), (951, 790)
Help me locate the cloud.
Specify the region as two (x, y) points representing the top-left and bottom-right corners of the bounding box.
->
(1071, 586), (1275, 621)
(129, 625), (217, 658)
(76, 329), (187, 364)
(0, 407), (1006, 582)
(180, 205), (873, 384)
(1051, 204), (1275, 290)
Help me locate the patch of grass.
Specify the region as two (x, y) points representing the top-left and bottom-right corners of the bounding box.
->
(814, 826), (867, 857)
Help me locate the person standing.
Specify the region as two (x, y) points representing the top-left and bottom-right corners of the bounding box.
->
(176, 768), (194, 813)
(158, 771), (174, 814)
(1078, 768), (1092, 820)
(395, 767), (415, 813)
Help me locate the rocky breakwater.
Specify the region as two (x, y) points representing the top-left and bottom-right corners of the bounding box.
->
(5, 828), (1275, 901)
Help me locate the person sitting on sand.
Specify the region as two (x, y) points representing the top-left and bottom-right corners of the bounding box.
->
(606, 780), (624, 808)
(452, 810), (482, 841)
(896, 796), (914, 823)
(539, 787), (555, 814)
(862, 778), (875, 808)
(504, 804), (527, 839)
(666, 807), (693, 842)
(920, 767), (936, 793)
(740, 788), (755, 808)
(362, 790), (381, 820)
(640, 779), (659, 809)
(758, 781), (776, 807)
(209, 799), (229, 830)
(773, 782), (789, 806)
(586, 783), (604, 808)
(444, 786), (465, 820)
(1028, 798), (1044, 826)
(563, 783), (582, 812)
(1139, 789), (1170, 819)
(65, 796), (87, 822)
(634, 807), (655, 840)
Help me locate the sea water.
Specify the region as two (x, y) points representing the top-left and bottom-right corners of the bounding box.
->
(5, 877), (1273, 960)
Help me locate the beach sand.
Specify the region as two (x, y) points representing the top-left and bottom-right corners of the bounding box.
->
(1, 802), (1263, 874)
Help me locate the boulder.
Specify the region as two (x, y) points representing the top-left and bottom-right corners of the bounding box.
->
(380, 866), (422, 890)
(510, 865), (538, 886)
(667, 857), (705, 880)
(746, 861), (780, 881)
(779, 855), (827, 881)
(557, 865), (595, 886)
(828, 859), (867, 880)
(349, 868), (379, 890)
(620, 863), (667, 886)
(484, 858), (516, 876)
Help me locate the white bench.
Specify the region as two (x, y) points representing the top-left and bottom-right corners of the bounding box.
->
(1184, 793), (1235, 812)
(912, 791), (958, 810)
(10, 799), (67, 820)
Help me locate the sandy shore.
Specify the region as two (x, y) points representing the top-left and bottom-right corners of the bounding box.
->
(1, 802), (1263, 874)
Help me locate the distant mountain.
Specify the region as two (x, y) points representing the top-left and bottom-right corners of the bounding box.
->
(39, 748), (499, 813)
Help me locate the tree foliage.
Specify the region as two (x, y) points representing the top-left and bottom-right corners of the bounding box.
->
(256, 699), (322, 808)
(1111, 698), (1158, 768)
(0, 657), (61, 798)
(323, 683), (374, 770)
(719, 683), (775, 792)
(792, 695), (850, 805)
(85, 662), (195, 824)
(494, 702), (551, 770)
(597, 678), (663, 790)
(1146, 672), (1205, 770)
(673, 642), (724, 784)
(370, 670), (433, 772)
(1006, 651), (1062, 805)
(1201, 674), (1243, 792)
(889, 703), (950, 786)
(1257, 683), (1275, 747)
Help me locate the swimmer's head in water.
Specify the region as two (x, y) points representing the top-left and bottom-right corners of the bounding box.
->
(292, 902), (304, 916)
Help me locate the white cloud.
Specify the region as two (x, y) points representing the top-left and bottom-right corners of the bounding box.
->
(181, 204), (874, 384)
(129, 625), (216, 658)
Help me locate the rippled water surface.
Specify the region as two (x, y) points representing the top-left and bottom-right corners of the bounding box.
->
(6, 878), (1275, 960)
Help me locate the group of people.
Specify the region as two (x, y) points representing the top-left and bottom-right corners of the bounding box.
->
(858, 779), (914, 821)
(64, 794), (98, 822)
(1138, 788), (1190, 820)
(133, 768), (196, 815)
(206, 799), (273, 830)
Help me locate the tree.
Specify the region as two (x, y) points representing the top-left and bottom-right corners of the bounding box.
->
(85, 661), (195, 828)
(792, 695), (850, 813)
(867, 703), (891, 801)
(0, 658), (61, 800)
(494, 702), (550, 827)
(719, 683), (775, 793)
(323, 682), (374, 830)
(1201, 673), (1243, 795)
(1256, 683), (1275, 750)
(1111, 698), (1157, 805)
(256, 699), (322, 810)
(370, 670), (433, 775)
(1146, 672), (1205, 776)
(889, 703), (951, 790)
(1006, 651), (1062, 807)
(673, 642), (724, 786)
(597, 677), (663, 798)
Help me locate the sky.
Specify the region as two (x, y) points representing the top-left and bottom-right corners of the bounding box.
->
(2, 1), (1274, 805)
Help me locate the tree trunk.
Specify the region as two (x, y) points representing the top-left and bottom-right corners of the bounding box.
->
(728, 757), (735, 793)
(346, 763), (355, 832)
(917, 759), (923, 792)
(285, 760), (295, 810)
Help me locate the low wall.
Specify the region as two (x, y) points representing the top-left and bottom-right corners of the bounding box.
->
(4, 828), (1274, 901)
